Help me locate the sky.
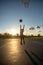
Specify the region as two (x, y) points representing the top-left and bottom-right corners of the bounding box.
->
(0, 0), (43, 35)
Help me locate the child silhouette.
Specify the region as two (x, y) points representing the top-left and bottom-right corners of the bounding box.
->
(20, 25), (25, 45)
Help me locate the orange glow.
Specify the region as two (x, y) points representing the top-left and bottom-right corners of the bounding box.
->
(8, 28), (17, 35)
(6, 39), (20, 62)
(10, 29), (17, 35)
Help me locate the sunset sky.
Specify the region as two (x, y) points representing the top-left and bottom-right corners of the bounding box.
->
(0, 0), (43, 35)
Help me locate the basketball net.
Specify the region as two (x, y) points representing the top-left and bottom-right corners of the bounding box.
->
(22, 0), (30, 8)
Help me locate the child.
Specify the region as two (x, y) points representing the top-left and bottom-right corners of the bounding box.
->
(20, 25), (25, 45)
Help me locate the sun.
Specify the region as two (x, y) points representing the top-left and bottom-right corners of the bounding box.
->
(10, 28), (17, 35)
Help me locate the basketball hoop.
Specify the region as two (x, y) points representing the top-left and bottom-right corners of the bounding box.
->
(22, 0), (30, 8)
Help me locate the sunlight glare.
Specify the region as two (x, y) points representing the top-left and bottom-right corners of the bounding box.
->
(10, 28), (17, 35)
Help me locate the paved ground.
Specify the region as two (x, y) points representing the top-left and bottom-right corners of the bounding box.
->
(0, 38), (43, 65)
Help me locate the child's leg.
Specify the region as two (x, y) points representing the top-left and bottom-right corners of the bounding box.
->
(20, 37), (22, 45)
(23, 36), (25, 44)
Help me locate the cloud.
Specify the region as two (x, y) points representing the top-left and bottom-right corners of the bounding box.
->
(36, 26), (40, 29)
(29, 27), (35, 30)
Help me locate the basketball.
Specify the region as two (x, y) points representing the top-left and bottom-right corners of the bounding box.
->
(19, 19), (23, 23)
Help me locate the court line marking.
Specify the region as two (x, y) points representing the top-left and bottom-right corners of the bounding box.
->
(24, 49), (38, 65)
